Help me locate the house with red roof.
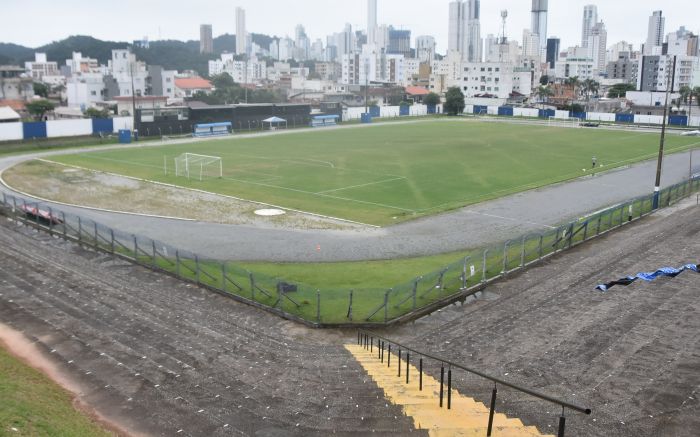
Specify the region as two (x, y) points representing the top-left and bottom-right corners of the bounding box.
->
(174, 77), (213, 98)
(404, 86), (430, 103)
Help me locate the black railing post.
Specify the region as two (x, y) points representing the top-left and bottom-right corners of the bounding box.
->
(419, 358), (423, 391)
(439, 365), (445, 407)
(378, 340), (382, 360)
(370, 337), (373, 353)
(406, 353), (410, 384)
(558, 410), (566, 437)
(398, 349), (401, 377)
(387, 345), (391, 367)
(357, 331), (361, 345)
(447, 367), (452, 409)
(487, 385), (498, 436)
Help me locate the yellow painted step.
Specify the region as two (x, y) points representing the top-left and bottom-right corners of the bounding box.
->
(346, 344), (555, 437)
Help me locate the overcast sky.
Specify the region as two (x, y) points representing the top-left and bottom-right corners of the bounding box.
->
(1, 0), (699, 54)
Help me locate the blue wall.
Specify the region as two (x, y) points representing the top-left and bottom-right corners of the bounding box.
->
(669, 115), (688, 126)
(92, 118), (114, 134)
(369, 106), (381, 117)
(538, 109), (555, 118)
(399, 105), (410, 116)
(22, 122), (47, 139)
(571, 112), (587, 120)
(473, 105), (488, 114)
(498, 107), (514, 116)
(615, 113), (635, 123)
(427, 104), (437, 114)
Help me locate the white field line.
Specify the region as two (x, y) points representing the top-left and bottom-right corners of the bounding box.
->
(30, 159), (380, 228)
(316, 177), (406, 194)
(236, 154), (404, 178)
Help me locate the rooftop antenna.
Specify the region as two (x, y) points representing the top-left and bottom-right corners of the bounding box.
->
(500, 10), (508, 44)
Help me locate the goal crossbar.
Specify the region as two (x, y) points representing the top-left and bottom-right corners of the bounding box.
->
(174, 153), (223, 181)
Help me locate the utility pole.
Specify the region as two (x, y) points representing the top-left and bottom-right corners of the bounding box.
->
(130, 59), (137, 134)
(652, 55), (677, 210)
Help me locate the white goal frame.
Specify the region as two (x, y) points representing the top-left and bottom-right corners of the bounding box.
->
(174, 153), (223, 181)
(547, 116), (581, 128)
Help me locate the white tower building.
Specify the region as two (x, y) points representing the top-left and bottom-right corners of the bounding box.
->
(236, 7), (247, 56)
(581, 5), (598, 48)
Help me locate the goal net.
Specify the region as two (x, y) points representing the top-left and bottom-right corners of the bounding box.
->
(547, 116), (581, 128)
(174, 153), (223, 181)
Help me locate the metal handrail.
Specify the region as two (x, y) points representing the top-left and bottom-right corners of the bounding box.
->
(358, 329), (592, 416)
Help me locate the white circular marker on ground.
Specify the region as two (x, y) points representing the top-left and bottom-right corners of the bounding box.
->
(254, 209), (286, 216)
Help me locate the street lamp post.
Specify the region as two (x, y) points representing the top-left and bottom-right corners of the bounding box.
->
(652, 56), (677, 210)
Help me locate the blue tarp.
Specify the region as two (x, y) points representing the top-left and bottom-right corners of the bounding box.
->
(23, 122), (47, 139)
(498, 107), (514, 116)
(596, 264), (698, 292)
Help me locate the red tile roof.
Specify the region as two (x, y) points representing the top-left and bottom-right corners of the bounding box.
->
(0, 99), (26, 111)
(405, 86), (430, 96)
(175, 77), (213, 90)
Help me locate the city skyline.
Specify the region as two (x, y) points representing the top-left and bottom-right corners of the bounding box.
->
(1, 0), (699, 55)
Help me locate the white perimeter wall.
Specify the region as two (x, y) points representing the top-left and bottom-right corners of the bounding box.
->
(46, 119), (92, 138)
(634, 115), (664, 125)
(0, 122), (23, 141)
(112, 117), (134, 132)
(586, 112), (616, 122)
(514, 108), (539, 117)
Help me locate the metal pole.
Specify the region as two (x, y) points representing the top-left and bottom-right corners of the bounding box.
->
(221, 263), (227, 292)
(195, 255), (200, 283)
(152, 240), (157, 267)
(78, 217), (82, 245)
(653, 55), (676, 210)
(387, 344), (391, 367)
(520, 235), (526, 267)
(419, 358), (423, 391)
(439, 365), (445, 407)
(447, 368), (452, 409)
(406, 352), (410, 384)
(384, 289), (390, 322)
(316, 291), (321, 323)
(110, 229), (115, 254)
(502, 241), (509, 273)
(397, 349), (401, 377)
(558, 412), (567, 437)
(176, 251), (180, 277)
(412, 279), (418, 309)
(348, 290), (353, 321)
(487, 386), (498, 436)
(482, 249), (488, 283)
(250, 272), (255, 300)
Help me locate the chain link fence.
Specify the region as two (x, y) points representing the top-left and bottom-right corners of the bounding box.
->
(2, 176), (699, 327)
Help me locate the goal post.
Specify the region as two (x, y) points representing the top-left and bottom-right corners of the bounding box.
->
(547, 116), (581, 128)
(174, 153), (223, 181)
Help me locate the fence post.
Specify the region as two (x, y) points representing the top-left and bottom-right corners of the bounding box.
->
(447, 367), (452, 409)
(462, 257), (469, 288)
(347, 290), (353, 321)
(316, 290), (321, 323)
(482, 249), (488, 283)
(176, 250), (181, 277)
(151, 240), (157, 267)
(47, 207), (54, 235)
(520, 235), (526, 267)
(596, 214), (602, 235)
(502, 241), (509, 273)
(110, 229), (115, 254)
(78, 217), (82, 245)
(221, 263), (227, 292)
(618, 205), (625, 227)
(62, 212), (67, 239)
(412, 279), (419, 310)
(384, 289), (390, 323)
(582, 220), (589, 241)
(558, 411), (567, 437)
(250, 272), (255, 300)
(133, 235), (138, 259)
(94, 222), (98, 248)
(538, 234), (544, 259)
(439, 364), (445, 407)
(195, 255), (200, 283)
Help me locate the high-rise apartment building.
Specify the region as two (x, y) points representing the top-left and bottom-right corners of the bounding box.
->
(416, 36), (436, 63)
(236, 7), (247, 56)
(581, 5), (598, 48)
(645, 11), (665, 54)
(546, 37), (560, 69)
(200, 24), (213, 54)
(530, 0), (548, 54)
(587, 22), (607, 73)
(448, 0), (481, 62)
(367, 0), (377, 46)
(387, 27), (411, 58)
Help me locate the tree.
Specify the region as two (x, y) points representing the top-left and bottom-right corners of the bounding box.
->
(692, 87), (700, 127)
(564, 76), (580, 99)
(444, 87), (465, 115)
(539, 75), (550, 86)
(210, 73), (235, 90)
(423, 92), (441, 106)
(534, 85), (554, 109)
(33, 82), (49, 98)
(607, 83), (636, 98)
(581, 79), (600, 110)
(84, 107), (110, 118)
(25, 99), (55, 120)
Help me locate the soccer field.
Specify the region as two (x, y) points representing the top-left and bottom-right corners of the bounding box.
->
(48, 120), (700, 225)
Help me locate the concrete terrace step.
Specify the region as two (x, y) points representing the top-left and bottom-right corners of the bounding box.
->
(346, 344), (555, 437)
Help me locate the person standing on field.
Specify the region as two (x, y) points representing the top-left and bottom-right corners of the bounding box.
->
(592, 156), (597, 168)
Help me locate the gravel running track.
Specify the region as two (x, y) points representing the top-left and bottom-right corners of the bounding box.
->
(1, 120), (698, 262)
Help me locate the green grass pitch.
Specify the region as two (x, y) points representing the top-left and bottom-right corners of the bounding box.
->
(48, 120), (700, 226)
